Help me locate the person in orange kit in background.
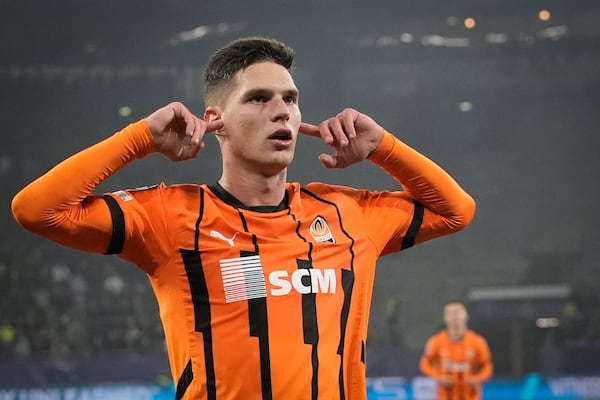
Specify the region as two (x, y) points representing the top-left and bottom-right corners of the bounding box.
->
(420, 301), (493, 400)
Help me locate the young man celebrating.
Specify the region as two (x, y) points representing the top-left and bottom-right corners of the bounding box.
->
(420, 302), (493, 400)
(12, 37), (476, 399)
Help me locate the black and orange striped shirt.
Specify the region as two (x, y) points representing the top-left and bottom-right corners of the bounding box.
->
(12, 120), (475, 399)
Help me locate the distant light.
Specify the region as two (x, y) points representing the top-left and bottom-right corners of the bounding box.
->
(539, 9), (551, 22)
(485, 33), (508, 44)
(536, 317), (560, 328)
(421, 35), (470, 48)
(464, 18), (476, 29)
(400, 33), (414, 43)
(0, 325), (16, 343)
(119, 106), (132, 117)
(178, 26), (210, 42)
(459, 101), (473, 112)
(564, 302), (577, 316)
(540, 25), (569, 40)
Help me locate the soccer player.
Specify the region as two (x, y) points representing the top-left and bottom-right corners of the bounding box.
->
(419, 301), (493, 400)
(12, 37), (476, 399)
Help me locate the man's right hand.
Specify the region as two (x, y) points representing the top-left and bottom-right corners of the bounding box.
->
(145, 102), (224, 161)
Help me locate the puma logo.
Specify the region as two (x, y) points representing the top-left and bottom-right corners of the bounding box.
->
(210, 230), (239, 247)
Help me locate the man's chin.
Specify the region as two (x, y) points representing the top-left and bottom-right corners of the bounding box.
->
(262, 155), (294, 175)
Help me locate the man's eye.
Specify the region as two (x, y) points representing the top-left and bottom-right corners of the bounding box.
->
(284, 96), (297, 104)
(249, 96), (267, 103)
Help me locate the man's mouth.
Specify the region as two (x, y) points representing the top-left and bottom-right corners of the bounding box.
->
(268, 129), (293, 141)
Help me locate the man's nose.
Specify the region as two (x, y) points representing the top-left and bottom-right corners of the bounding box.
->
(272, 97), (290, 121)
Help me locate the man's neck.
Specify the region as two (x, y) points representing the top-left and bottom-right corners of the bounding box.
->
(218, 170), (287, 207)
(447, 328), (467, 342)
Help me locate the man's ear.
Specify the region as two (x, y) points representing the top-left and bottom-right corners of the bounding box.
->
(204, 106), (222, 122)
(205, 106), (224, 141)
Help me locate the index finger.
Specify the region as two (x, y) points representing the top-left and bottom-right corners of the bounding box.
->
(190, 119), (224, 145)
(298, 122), (321, 138)
(204, 119), (224, 134)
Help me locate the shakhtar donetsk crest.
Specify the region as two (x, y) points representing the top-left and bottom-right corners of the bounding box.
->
(309, 216), (335, 243)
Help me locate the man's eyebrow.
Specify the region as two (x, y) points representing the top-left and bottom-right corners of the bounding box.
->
(283, 88), (299, 97)
(243, 88), (299, 98)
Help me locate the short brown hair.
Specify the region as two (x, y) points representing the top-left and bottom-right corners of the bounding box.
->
(203, 37), (294, 106)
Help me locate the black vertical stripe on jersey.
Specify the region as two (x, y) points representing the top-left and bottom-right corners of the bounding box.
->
(175, 359), (194, 400)
(300, 187), (357, 400)
(248, 295), (272, 400)
(100, 195), (125, 255)
(290, 208), (307, 242)
(297, 257), (319, 400)
(181, 249), (217, 400)
(240, 228), (273, 400)
(298, 259), (318, 344)
(400, 200), (424, 250)
(238, 209), (249, 232)
(338, 269), (355, 400)
(194, 188), (206, 251)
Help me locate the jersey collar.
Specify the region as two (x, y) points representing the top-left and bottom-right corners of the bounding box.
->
(209, 182), (289, 213)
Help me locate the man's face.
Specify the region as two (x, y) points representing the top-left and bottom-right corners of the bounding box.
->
(214, 61), (301, 176)
(443, 303), (468, 332)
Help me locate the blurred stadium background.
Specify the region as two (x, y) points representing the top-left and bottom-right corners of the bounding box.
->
(1, 0), (599, 398)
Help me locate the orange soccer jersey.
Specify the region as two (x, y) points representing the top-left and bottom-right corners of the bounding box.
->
(419, 329), (493, 400)
(12, 120), (475, 400)
(105, 180), (418, 399)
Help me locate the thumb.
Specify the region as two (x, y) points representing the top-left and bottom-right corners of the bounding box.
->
(318, 153), (338, 169)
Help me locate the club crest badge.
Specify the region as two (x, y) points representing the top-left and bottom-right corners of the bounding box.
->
(309, 216), (335, 244)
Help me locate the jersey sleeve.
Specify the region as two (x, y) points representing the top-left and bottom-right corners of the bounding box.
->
(472, 334), (493, 383)
(102, 184), (173, 274)
(367, 130), (476, 253)
(11, 120), (156, 254)
(419, 335), (443, 379)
